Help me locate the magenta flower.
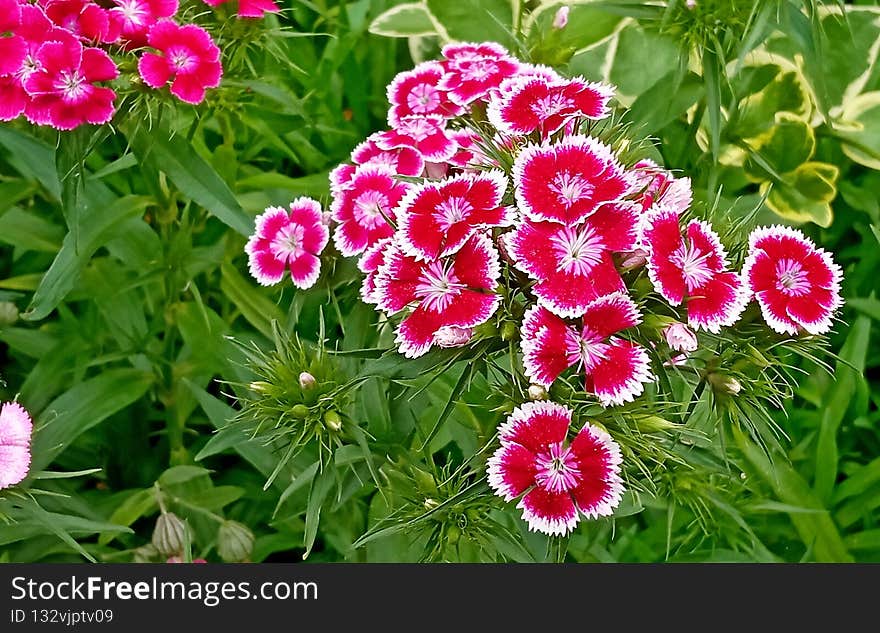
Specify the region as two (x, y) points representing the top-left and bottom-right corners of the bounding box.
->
(386, 61), (463, 126)
(43, 0), (121, 44)
(330, 164), (410, 257)
(642, 209), (748, 333)
(0, 401), (33, 490)
(245, 198), (330, 289)
(350, 133), (425, 177)
(487, 401), (624, 536)
(138, 20), (222, 105)
(357, 237), (392, 305)
(202, 0), (279, 19)
(512, 135), (634, 226)
(742, 226), (842, 336)
(375, 114), (456, 163)
(521, 294), (653, 406)
(663, 322), (698, 353)
(374, 234), (501, 358)
(110, 0), (178, 47)
(506, 202), (638, 317)
(632, 159), (692, 215)
(397, 170), (513, 261)
(487, 74), (614, 137)
(23, 38), (118, 130)
(0, 0), (26, 78)
(438, 41), (522, 106)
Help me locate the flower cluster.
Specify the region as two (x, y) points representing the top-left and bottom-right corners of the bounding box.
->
(0, 0), (278, 130)
(244, 42), (844, 536)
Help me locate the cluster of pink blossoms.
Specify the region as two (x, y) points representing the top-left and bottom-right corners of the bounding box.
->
(244, 42), (843, 536)
(0, 0), (278, 130)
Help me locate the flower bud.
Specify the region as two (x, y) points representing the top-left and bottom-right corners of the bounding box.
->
(619, 249), (648, 270)
(708, 372), (743, 396)
(248, 381), (273, 394)
(323, 410), (343, 432)
(424, 498), (440, 511)
(434, 326), (473, 348)
(663, 322), (698, 353)
(686, 0), (697, 8)
(291, 404), (310, 419)
(552, 5), (569, 29)
(217, 520), (255, 563)
(0, 301), (19, 327)
(500, 321), (518, 341)
(133, 543), (158, 563)
(298, 371), (317, 390)
(151, 512), (188, 557)
(527, 384), (547, 401)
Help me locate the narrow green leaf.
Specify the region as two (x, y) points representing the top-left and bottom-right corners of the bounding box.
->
(302, 466), (335, 559)
(220, 263), (285, 339)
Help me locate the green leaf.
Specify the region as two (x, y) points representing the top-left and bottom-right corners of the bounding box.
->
(220, 263), (285, 339)
(838, 91), (880, 171)
(762, 162), (838, 227)
(745, 112), (816, 179)
(0, 127), (61, 199)
(302, 465), (335, 559)
(30, 368), (155, 471)
(126, 123), (252, 236)
(0, 207), (64, 253)
(426, 0), (514, 47)
(702, 48), (722, 162)
(100, 489), (157, 546)
(733, 69), (812, 138)
(159, 465), (212, 487)
(627, 71), (704, 135)
(369, 2), (437, 37)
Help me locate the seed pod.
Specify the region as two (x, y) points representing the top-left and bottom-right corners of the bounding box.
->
(151, 512), (188, 557)
(217, 521), (255, 563)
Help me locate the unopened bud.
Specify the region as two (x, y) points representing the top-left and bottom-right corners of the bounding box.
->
(217, 520), (254, 563)
(663, 322), (698, 353)
(686, 0), (697, 8)
(298, 371), (317, 390)
(527, 384), (548, 400)
(619, 249), (648, 269)
(151, 512), (189, 557)
(500, 321), (518, 341)
(708, 373), (743, 395)
(248, 381), (273, 394)
(433, 326), (473, 348)
(424, 498), (440, 510)
(291, 404), (310, 418)
(0, 301), (18, 326)
(552, 5), (569, 29)
(323, 410), (343, 431)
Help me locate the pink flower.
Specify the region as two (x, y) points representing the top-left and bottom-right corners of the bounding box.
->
(552, 6), (570, 29)
(44, 0), (121, 44)
(396, 170), (513, 261)
(330, 165), (410, 257)
(386, 61), (463, 126)
(350, 133), (424, 177)
(487, 74), (613, 137)
(202, 0), (279, 19)
(357, 237), (392, 304)
(742, 225), (842, 336)
(0, 401), (33, 490)
(663, 322), (698, 353)
(0, 0), (26, 78)
(110, 0), (178, 47)
(642, 209), (748, 333)
(512, 135), (634, 225)
(632, 160), (692, 215)
(329, 162), (357, 197)
(506, 202), (638, 317)
(374, 234), (501, 358)
(138, 20), (222, 105)
(438, 41), (522, 106)
(245, 197), (330, 289)
(487, 401), (624, 536)
(447, 129), (488, 169)
(521, 294), (654, 406)
(23, 38), (118, 130)
(375, 114), (456, 163)
(433, 326), (474, 348)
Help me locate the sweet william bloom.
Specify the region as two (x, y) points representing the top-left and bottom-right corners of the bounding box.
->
(245, 197), (330, 289)
(742, 225), (842, 336)
(487, 401), (624, 536)
(110, 0), (178, 47)
(632, 160), (692, 215)
(642, 209), (748, 333)
(331, 165), (410, 257)
(44, 0), (121, 44)
(374, 234), (501, 358)
(138, 20), (222, 105)
(351, 133), (424, 177)
(0, 401), (33, 490)
(375, 114), (456, 163)
(0, 0), (26, 77)
(23, 39), (118, 130)
(386, 61), (463, 126)
(512, 135), (634, 225)
(521, 294), (653, 406)
(433, 326), (474, 348)
(438, 41), (522, 106)
(506, 202), (639, 317)
(202, 0), (279, 19)
(663, 322), (698, 353)
(397, 170), (514, 261)
(487, 74), (613, 137)
(357, 237), (392, 304)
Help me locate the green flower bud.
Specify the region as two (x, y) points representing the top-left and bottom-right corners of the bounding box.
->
(217, 520), (254, 563)
(323, 410), (343, 431)
(291, 404), (310, 419)
(446, 523), (461, 544)
(527, 384), (547, 401)
(500, 321), (518, 341)
(151, 512), (188, 557)
(0, 301), (19, 327)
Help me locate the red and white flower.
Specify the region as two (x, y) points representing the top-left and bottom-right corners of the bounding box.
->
(438, 41), (522, 106)
(386, 61), (463, 126)
(357, 237), (392, 305)
(487, 401), (624, 535)
(632, 159), (692, 216)
(642, 209), (748, 333)
(331, 164), (410, 257)
(663, 322), (698, 353)
(245, 197), (330, 289)
(521, 294), (653, 406)
(397, 170), (513, 260)
(506, 202), (638, 317)
(351, 132), (425, 177)
(742, 225), (842, 336)
(512, 135), (634, 226)
(374, 234), (501, 358)
(375, 114), (456, 163)
(487, 74), (613, 137)
(0, 401), (33, 490)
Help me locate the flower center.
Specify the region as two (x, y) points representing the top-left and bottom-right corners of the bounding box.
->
(548, 170), (593, 208)
(551, 225), (604, 276)
(460, 60), (495, 81)
(775, 258), (811, 296)
(270, 223), (305, 260)
(534, 442), (581, 493)
(352, 190), (389, 228)
(530, 91), (574, 118)
(415, 261), (466, 313)
(168, 48), (196, 73)
(670, 240), (714, 292)
(58, 71), (87, 101)
(117, 0), (147, 26)
(18, 55), (39, 80)
(407, 83), (440, 113)
(435, 195), (473, 230)
(565, 327), (610, 371)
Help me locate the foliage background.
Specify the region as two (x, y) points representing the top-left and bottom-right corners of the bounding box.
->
(1, 0), (879, 562)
